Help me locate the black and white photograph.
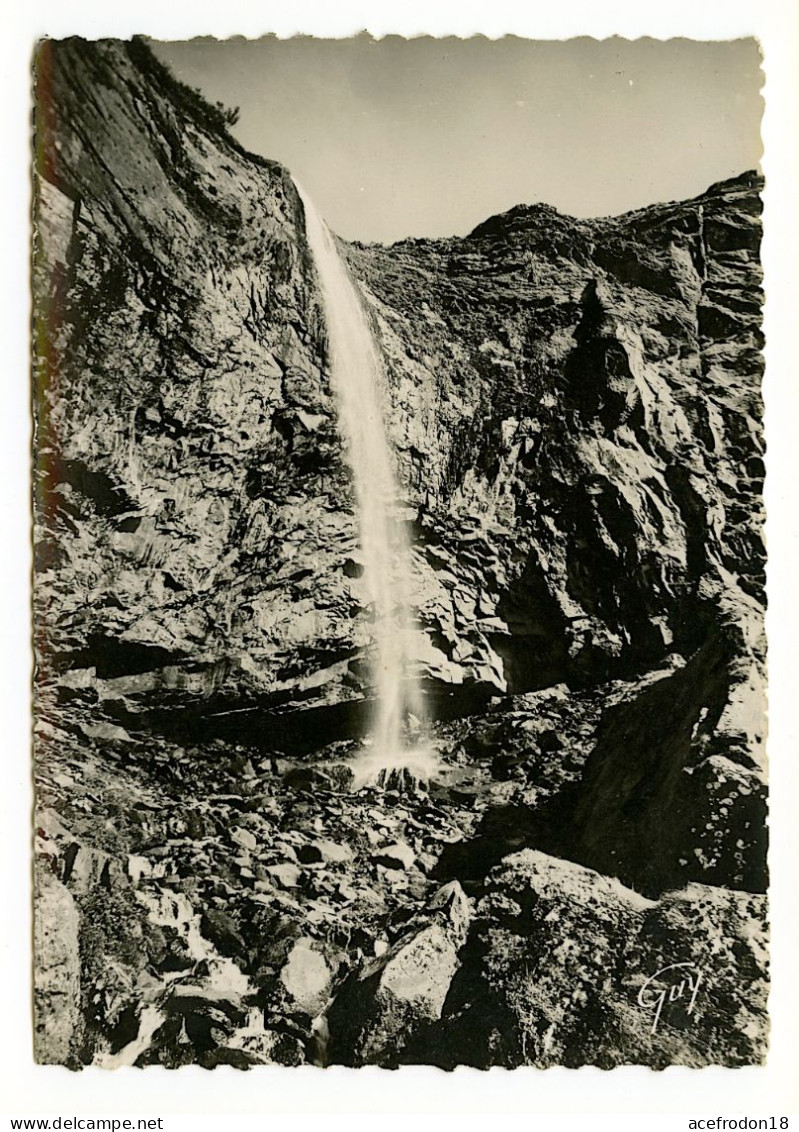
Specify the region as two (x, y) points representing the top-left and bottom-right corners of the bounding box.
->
(29, 29), (772, 1075)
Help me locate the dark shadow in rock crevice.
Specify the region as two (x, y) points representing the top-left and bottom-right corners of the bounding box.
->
(137, 693), (370, 756)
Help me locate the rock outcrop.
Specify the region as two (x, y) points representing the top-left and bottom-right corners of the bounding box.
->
(345, 168), (765, 709)
(33, 37), (362, 732)
(327, 880), (472, 1066)
(31, 38), (767, 1069)
(400, 850), (768, 1070)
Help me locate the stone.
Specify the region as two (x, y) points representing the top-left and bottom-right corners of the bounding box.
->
(267, 863), (302, 889)
(564, 637), (768, 897)
(61, 839), (129, 896)
(283, 767), (334, 793)
(279, 937), (337, 1016)
(325, 880), (472, 1066)
(313, 838), (354, 864)
(426, 880), (472, 939)
(230, 827), (257, 852)
(372, 841), (415, 871)
(80, 720), (134, 744)
(536, 728), (565, 753)
(199, 909), (248, 960)
(228, 1028), (306, 1067)
(33, 863), (82, 1064)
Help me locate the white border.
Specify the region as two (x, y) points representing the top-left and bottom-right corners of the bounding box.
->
(2, 0), (797, 1118)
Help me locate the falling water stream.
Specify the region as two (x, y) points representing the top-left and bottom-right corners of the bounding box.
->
(296, 183), (438, 787)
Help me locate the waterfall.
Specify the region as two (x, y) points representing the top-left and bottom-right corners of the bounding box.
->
(295, 183), (438, 787)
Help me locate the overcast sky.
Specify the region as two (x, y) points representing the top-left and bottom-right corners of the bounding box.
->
(151, 36), (762, 244)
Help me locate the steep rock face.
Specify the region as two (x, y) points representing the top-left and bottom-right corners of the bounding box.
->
(34, 38), (766, 742)
(31, 38), (767, 1070)
(33, 38), (367, 731)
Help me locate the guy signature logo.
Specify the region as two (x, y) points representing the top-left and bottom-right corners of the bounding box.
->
(637, 962), (703, 1033)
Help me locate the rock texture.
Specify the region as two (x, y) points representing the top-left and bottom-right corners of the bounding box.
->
(33, 37), (361, 730)
(345, 169), (765, 705)
(32, 38), (767, 1069)
(403, 850), (768, 1070)
(33, 860), (83, 1065)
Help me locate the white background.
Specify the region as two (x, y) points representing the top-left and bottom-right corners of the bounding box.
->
(2, 0), (797, 1121)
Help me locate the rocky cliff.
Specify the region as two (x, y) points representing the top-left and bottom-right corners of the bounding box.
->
(32, 38), (767, 1069)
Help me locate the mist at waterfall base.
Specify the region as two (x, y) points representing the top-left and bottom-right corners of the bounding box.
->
(295, 182), (441, 790)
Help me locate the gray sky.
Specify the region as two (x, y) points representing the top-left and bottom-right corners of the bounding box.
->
(151, 36), (762, 244)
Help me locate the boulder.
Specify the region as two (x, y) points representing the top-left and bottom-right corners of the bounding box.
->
(33, 863), (82, 1065)
(327, 881), (472, 1065)
(312, 838), (354, 864)
(267, 863), (302, 889)
(230, 827), (258, 852)
(279, 937), (339, 1016)
(61, 839), (130, 897)
(565, 635), (768, 896)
